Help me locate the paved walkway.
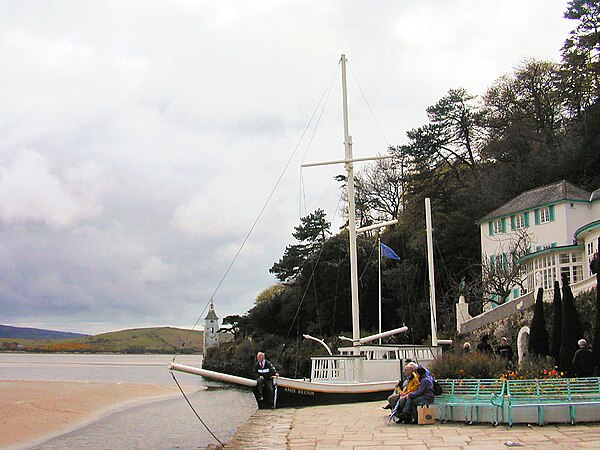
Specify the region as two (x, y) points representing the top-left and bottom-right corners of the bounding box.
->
(225, 401), (600, 449)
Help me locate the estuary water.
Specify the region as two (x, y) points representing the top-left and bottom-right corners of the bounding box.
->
(0, 353), (257, 449)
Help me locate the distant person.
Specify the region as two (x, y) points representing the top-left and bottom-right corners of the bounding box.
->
(496, 337), (514, 364)
(462, 342), (471, 354)
(573, 339), (595, 377)
(383, 362), (419, 411)
(476, 334), (493, 354)
(254, 352), (278, 408)
(398, 367), (434, 424)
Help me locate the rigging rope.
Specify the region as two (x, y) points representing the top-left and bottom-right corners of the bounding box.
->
(347, 59), (390, 147)
(174, 61), (342, 358)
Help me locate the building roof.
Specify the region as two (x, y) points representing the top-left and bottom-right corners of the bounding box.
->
(205, 302), (219, 320)
(479, 180), (591, 222)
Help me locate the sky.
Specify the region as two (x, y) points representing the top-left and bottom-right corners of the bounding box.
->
(0, 1), (575, 335)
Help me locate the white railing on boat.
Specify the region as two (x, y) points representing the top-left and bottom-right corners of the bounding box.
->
(310, 356), (363, 383)
(338, 345), (442, 363)
(310, 345), (444, 383)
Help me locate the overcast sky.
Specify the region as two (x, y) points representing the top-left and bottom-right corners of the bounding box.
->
(0, 1), (574, 335)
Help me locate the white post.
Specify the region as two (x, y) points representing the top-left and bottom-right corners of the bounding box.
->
(378, 237), (382, 345)
(341, 54), (361, 350)
(425, 198), (438, 346)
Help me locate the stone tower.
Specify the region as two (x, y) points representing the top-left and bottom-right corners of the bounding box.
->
(204, 301), (220, 353)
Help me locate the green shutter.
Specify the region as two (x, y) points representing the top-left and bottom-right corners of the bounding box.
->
(536, 245), (542, 252)
(511, 215), (516, 231)
(551, 242), (557, 247)
(488, 221), (494, 236)
(534, 209), (540, 225)
(502, 253), (508, 270)
(501, 218), (506, 233)
(524, 212), (530, 227)
(513, 288), (520, 298)
(549, 205), (555, 221)
(490, 255), (496, 270)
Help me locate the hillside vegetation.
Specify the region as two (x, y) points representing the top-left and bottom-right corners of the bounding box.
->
(0, 326), (203, 354)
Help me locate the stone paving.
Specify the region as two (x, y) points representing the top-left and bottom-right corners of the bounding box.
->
(225, 400), (600, 449)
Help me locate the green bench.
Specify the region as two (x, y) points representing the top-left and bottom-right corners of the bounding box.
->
(436, 378), (505, 424)
(505, 377), (600, 426)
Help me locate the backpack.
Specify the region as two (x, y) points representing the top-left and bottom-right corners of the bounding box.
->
(432, 379), (443, 396)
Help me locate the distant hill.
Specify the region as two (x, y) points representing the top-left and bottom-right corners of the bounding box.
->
(0, 324), (88, 340)
(0, 326), (204, 354)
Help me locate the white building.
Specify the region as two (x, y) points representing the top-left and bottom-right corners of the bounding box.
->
(478, 180), (600, 305)
(204, 302), (220, 353)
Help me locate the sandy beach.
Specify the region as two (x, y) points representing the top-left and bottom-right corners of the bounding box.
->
(0, 380), (182, 449)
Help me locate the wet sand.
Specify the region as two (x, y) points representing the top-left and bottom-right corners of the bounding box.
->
(0, 380), (182, 449)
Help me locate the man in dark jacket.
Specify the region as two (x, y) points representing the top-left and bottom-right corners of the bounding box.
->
(398, 367), (434, 423)
(254, 351), (278, 408)
(573, 339), (595, 377)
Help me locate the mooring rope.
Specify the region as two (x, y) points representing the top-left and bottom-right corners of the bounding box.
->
(170, 371), (224, 446)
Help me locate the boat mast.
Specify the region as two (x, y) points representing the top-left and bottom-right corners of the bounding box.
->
(425, 197), (438, 346)
(341, 54), (361, 346)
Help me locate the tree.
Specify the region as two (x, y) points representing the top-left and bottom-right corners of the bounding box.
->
(482, 59), (565, 153)
(255, 284), (288, 305)
(220, 315), (247, 340)
(479, 228), (531, 307)
(353, 153), (405, 223)
(404, 88), (485, 188)
(529, 287), (550, 357)
(561, 0), (600, 116)
(551, 280), (563, 363)
(270, 209), (331, 283)
(559, 274), (584, 375)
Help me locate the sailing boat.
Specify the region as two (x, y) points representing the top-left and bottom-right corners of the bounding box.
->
(169, 55), (442, 407)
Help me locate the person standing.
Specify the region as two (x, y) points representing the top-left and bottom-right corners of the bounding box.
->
(496, 337), (514, 365)
(254, 351), (278, 408)
(573, 339), (595, 377)
(476, 334), (493, 354)
(462, 342), (471, 354)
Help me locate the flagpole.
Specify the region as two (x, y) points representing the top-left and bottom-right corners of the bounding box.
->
(378, 237), (382, 345)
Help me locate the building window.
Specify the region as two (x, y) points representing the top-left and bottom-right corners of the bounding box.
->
(528, 254), (556, 290)
(540, 207), (551, 224)
(514, 214), (525, 229)
(558, 251), (584, 285)
(493, 219), (505, 234)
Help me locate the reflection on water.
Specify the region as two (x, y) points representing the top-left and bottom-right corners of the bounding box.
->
(1, 354), (257, 449)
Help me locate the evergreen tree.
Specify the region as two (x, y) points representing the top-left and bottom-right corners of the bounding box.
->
(559, 274), (583, 375)
(529, 287), (550, 356)
(551, 280), (563, 363)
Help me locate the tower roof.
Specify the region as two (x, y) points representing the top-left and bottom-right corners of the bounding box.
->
(205, 302), (219, 320)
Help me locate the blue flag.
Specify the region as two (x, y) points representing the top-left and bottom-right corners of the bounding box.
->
(381, 242), (401, 260)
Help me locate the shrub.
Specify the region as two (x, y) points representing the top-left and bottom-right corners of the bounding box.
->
(430, 352), (506, 379)
(506, 354), (562, 379)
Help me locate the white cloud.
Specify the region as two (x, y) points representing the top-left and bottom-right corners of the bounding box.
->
(139, 255), (180, 282)
(0, 151), (104, 228)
